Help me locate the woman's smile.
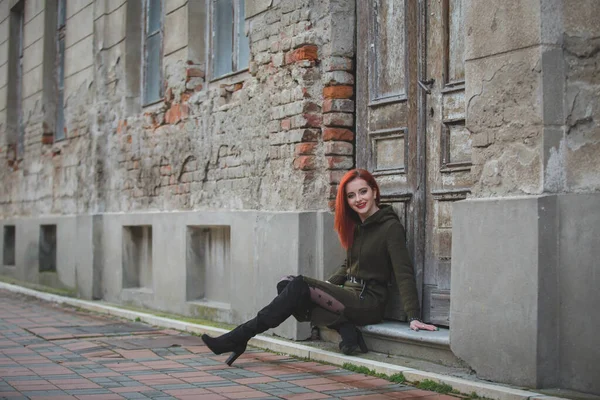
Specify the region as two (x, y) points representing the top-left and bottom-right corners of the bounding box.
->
(345, 178), (379, 221)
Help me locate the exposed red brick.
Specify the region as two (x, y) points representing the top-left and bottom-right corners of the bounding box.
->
(126, 135), (132, 144)
(165, 104), (189, 124)
(295, 142), (317, 156)
(325, 141), (353, 156)
(327, 156), (353, 170)
(303, 102), (320, 113)
(194, 84), (203, 92)
(181, 93), (191, 103)
(285, 45), (318, 64)
(304, 113), (322, 128)
(116, 119), (128, 135)
(160, 165), (172, 175)
(323, 128), (354, 142)
(323, 99), (354, 113)
(186, 68), (205, 79)
(323, 112), (353, 127)
(234, 82), (243, 91)
(280, 119), (291, 131)
(301, 129), (320, 142)
(293, 155), (316, 171)
(165, 87), (174, 102)
(328, 170), (346, 184)
(41, 133), (54, 145)
(323, 85), (353, 99)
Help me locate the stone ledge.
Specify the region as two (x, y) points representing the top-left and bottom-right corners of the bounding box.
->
(360, 321), (450, 347)
(320, 321), (460, 367)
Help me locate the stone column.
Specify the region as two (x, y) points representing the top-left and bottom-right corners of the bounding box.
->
(451, 0), (600, 394)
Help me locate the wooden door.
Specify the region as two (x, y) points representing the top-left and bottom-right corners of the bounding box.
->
(356, 0), (469, 325)
(421, 0), (470, 325)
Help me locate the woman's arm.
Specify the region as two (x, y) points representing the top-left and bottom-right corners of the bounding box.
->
(386, 222), (420, 319)
(326, 260), (348, 285)
(386, 222), (437, 331)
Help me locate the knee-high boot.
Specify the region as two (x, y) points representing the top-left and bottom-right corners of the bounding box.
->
(201, 276), (311, 366)
(338, 322), (368, 355)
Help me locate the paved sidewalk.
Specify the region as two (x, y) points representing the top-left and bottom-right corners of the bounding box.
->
(0, 290), (454, 400)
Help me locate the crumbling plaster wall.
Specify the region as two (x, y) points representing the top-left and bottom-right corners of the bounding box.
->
(0, 0), (356, 218)
(561, 1), (600, 192)
(465, 0), (599, 198)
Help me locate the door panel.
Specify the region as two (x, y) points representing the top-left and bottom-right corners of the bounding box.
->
(423, 0), (470, 325)
(357, 0), (421, 321)
(370, 0), (407, 101)
(357, 0), (469, 325)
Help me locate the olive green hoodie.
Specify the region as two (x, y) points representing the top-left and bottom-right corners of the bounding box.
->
(327, 205), (420, 319)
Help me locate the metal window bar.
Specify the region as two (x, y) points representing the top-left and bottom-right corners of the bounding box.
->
(55, 0), (67, 141)
(143, 0), (163, 105)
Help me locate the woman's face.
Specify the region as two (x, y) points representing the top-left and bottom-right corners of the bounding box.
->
(345, 178), (379, 222)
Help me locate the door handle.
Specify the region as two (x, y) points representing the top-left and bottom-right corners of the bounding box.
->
(418, 78), (435, 94)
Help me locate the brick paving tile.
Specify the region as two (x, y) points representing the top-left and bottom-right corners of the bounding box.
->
(176, 394), (227, 400)
(163, 387), (212, 395)
(232, 376), (279, 385)
(110, 386), (154, 393)
(0, 290), (453, 400)
(289, 377), (337, 387)
(281, 393), (332, 399)
(392, 389), (444, 398)
(303, 382), (352, 391)
(223, 390), (272, 399)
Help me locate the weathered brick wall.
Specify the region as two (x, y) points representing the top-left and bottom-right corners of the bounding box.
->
(0, 0), (96, 217)
(0, 0), (356, 218)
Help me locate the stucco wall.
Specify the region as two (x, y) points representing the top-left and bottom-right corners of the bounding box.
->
(465, 0), (600, 198)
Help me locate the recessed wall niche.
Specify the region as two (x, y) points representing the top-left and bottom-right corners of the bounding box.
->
(39, 225), (57, 272)
(3, 225), (16, 266)
(122, 226), (153, 290)
(186, 226), (231, 303)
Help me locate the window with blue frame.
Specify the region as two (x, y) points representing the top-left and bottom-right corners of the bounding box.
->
(143, 0), (163, 105)
(212, 0), (249, 79)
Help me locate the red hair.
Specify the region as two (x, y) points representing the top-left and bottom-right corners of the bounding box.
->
(334, 169), (381, 249)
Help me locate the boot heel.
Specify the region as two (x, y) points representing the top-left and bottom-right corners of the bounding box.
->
(226, 351), (241, 366)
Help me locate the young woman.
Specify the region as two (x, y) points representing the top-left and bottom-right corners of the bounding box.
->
(202, 169), (437, 366)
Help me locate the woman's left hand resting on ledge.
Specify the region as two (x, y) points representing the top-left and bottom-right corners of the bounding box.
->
(410, 320), (438, 331)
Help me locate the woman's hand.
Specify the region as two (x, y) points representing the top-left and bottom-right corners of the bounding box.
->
(410, 319), (438, 331)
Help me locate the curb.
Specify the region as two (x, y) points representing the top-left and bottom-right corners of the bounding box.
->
(0, 282), (564, 400)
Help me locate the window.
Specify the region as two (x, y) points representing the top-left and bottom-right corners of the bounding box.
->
(143, 0), (163, 105)
(55, 0), (66, 141)
(7, 1), (25, 159)
(212, 0), (249, 79)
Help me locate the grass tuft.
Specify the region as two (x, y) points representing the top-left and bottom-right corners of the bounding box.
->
(416, 379), (454, 394)
(342, 362), (406, 384)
